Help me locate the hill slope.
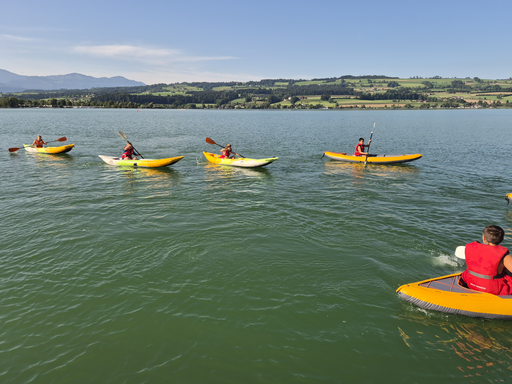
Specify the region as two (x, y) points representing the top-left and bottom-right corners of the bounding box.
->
(0, 69), (145, 92)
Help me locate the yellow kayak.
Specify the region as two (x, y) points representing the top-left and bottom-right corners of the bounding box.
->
(506, 193), (512, 204)
(203, 151), (278, 168)
(323, 151), (422, 164)
(397, 273), (512, 320)
(24, 144), (75, 154)
(98, 155), (184, 168)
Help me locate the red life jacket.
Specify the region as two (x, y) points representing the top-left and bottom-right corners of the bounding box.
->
(220, 149), (232, 159)
(354, 143), (364, 156)
(122, 146), (134, 159)
(461, 241), (512, 295)
(34, 139), (44, 148)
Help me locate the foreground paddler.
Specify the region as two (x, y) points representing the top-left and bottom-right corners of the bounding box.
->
(397, 225), (512, 319)
(461, 225), (512, 295)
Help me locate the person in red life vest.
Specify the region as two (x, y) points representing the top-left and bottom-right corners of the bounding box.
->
(461, 225), (512, 295)
(32, 135), (46, 148)
(220, 143), (239, 159)
(121, 143), (138, 160)
(354, 137), (371, 156)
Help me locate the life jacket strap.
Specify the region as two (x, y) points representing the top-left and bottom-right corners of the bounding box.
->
(468, 270), (505, 280)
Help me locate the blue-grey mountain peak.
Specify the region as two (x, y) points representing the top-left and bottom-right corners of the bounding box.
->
(0, 69), (146, 92)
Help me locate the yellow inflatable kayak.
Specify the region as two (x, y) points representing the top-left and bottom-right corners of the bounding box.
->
(203, 151), (278, 168)
(397, 273), (512, 320)
(506, 193), (512, 204)
(24, 144), (75, 154)
(323, 151), (422, 164)
(98, 155), (184, 168)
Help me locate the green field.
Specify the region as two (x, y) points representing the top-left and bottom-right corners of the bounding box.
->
(4, 76), (512, 110)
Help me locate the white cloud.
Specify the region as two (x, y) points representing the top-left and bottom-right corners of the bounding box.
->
(72, 44), (238, 64)
(0, 34), (35, 42)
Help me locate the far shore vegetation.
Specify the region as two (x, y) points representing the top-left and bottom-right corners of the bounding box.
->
(2, 75), (512, 110)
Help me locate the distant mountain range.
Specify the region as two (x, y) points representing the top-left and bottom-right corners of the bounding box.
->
(0, 69), (145, 92)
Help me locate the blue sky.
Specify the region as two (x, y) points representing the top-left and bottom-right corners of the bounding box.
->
(1, 0), (511, 85)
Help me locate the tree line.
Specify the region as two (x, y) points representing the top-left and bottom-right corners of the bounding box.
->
(2, 76), (512, 109)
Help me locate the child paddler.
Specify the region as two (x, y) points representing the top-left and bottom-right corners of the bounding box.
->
(354, 137), (371, 156)
(32, 135), (46, 148)
(461, 225), (512, 295)
(121, 143), (138, 160)
(220, 143), (239, 159)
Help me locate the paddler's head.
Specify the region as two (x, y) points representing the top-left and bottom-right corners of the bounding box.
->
(483, 225), (504, 245)
(359, 138), (364, 143)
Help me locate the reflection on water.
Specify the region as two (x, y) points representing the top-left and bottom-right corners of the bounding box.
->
(108, 166), (183, 195)
(323, 160), (420, 178)
(204, 163), (273, 182)
(502, 209), (512, 225)
(23, 152), (76, 168)
(399, 312), (512, 380)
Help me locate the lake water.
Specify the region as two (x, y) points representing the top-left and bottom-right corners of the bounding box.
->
(2, 108), (512, 383)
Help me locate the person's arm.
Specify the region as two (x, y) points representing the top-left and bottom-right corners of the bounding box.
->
(502, 254), (512, 273)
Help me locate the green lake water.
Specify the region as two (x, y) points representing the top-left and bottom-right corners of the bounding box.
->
(1, 108), (512, 383)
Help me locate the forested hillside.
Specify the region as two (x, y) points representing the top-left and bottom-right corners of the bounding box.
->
(2, 76), (512, 110)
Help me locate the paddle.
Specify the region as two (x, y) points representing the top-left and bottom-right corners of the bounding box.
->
(205, 137), (245, 158)
(455, 246), (466, 259)
(117, 131), (144, 159)
(8, 137), (67, 152)
(364, 123), (375, 166)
